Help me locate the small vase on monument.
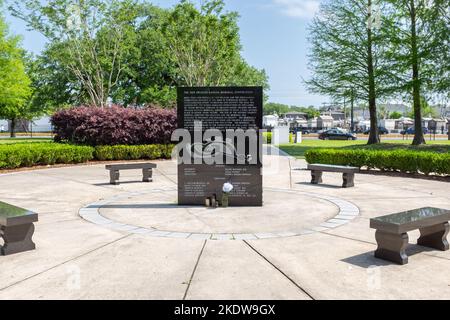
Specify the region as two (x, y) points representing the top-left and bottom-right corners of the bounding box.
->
(221, 182), (234, 208)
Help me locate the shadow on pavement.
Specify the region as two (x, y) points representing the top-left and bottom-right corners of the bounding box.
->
(295, 182), (342, 189)
(342, 244), (436, 268)
(87, 203), (200, 210)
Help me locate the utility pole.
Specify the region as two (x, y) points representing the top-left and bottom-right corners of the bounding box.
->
(350, 89), (355, 132)
(343, 96), (347, 129)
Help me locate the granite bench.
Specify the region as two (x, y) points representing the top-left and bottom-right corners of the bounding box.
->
(307, 164), (359, 188)
(370, 207), (450, 265)
(0, 201), (38, 255)
(105, 163), (157, 185)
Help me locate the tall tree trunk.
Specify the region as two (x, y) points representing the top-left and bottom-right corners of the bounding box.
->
(367, 0), (380, 145)
(10, 118), (16, 138)
(410, 0), (425, 145)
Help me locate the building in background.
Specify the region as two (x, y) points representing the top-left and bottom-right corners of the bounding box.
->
(283, 112), (307, 122)
(317, 115), (333, 130)
(263, 114), (279, 128)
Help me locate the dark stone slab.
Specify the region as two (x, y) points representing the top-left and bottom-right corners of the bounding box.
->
(374, 230), (409, 265)
(307, 164), (359, 173)
(0, 201), (38, 255)
(370, 207), (450, 234)
(370, 207), (450, 264)
(307, 164), (358, 188)
(177, 87), (263, 132)
(178, 164), (262, 206)
(0, 202), (38, 227)
(177, 87), (263, 207)
(105, 163), (156, 185)
(417, 222), (449, 251)
(310, 170), (323, 184)
(105, 163), (157, 170)
(342, 172), (355, 188)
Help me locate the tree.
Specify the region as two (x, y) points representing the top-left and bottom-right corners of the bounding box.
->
(119, 5), (178, 107)
(264, 102), (290, 115)
(378, 104), (389, 119)
(0, 11), (32, 137)
(306, 0), (395, 144)
(160, 0), (268, 90)
(428, 2), (449, 99)
(407, 97), (438, 118)
(26, 51), (82, 112)
(389, 111), (403, 119)
(10, 0), (143, 108)
(302, 106), (321, 119)
(384, 0), (449, 145)
(161, 0), (239, 87)
(10, 0), (268, 108)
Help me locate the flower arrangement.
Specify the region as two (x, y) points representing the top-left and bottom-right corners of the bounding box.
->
(221, 182), (234, 207)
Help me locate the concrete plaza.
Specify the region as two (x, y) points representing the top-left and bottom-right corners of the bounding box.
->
(0, 149), (449, 299)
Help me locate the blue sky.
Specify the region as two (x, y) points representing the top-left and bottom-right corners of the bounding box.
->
(4, 0), (328, 107)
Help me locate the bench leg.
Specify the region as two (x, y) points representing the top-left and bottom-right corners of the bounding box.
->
(110, 170), (120, 185)
(374, 230), (409, 265)
(0, 223), (36, 255)
(311, 170), (323, 184)
(142, 169), (153, 182)
(417, 222), (449, 251)
(342, 173), (355, 188)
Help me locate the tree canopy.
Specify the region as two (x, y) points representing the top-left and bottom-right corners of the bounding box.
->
(0, 9), (32, 136)
(9, 0), (269, 109)
(306, 0), (449, 145)
(383, 0), (449, 144)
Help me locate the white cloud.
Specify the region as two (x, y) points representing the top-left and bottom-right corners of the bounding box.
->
(273, 0), (320, 19)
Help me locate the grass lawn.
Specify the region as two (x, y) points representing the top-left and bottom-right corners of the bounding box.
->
(279, 139), (450, 158)
(0, 138), (53, 144)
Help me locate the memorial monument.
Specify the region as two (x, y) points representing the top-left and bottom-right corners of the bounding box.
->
(175, 87), (263, 207)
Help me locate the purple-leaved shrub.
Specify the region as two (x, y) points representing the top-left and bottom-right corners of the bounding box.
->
(51, 106), (177, 146)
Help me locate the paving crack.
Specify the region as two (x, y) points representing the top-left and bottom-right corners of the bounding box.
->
(183, 240), (207, 300)
(0, 234), (131, 292)
(243, 240), (315, 300)
(319, 230), (375, 245)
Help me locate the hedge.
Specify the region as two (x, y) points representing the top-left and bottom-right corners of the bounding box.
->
(0, 143), (94, 169)
(305, 148), (450, 175)
(0, 143), (174, 169)
(51, 106), (177, 146)
(94, 144), (174, 161)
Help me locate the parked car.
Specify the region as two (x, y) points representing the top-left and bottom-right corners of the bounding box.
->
(363, 127), (389, 135)
(400, 127), (429, 135)
(290, 128), (310, 134)
(319, 129), (357, 140)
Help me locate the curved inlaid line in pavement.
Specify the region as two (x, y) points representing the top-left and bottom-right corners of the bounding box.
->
(79, 187), (360, 240)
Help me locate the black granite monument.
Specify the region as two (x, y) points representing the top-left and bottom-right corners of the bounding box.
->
(176, 87), (263, 206)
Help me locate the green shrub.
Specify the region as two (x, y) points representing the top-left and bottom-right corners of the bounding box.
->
(94, 144), (174, 161)
(305, 148), (450, 175)
(0, 143), (174, 170)
(263, 132), (272, 144)
(0, 143), (94, 169)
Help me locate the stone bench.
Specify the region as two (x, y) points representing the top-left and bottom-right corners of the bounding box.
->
(0, 201), (38, 255)
(307, 164), (359, 188)
(105, 163), (157, 185)
(370, 207), (450, 265)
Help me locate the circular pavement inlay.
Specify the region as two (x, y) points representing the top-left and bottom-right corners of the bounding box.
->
(79, 187), (360, 240)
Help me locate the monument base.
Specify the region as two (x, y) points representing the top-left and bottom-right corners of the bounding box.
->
(178, 164), (263, 207)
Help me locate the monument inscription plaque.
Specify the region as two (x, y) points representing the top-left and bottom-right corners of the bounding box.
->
(177, 87), (263, 206)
